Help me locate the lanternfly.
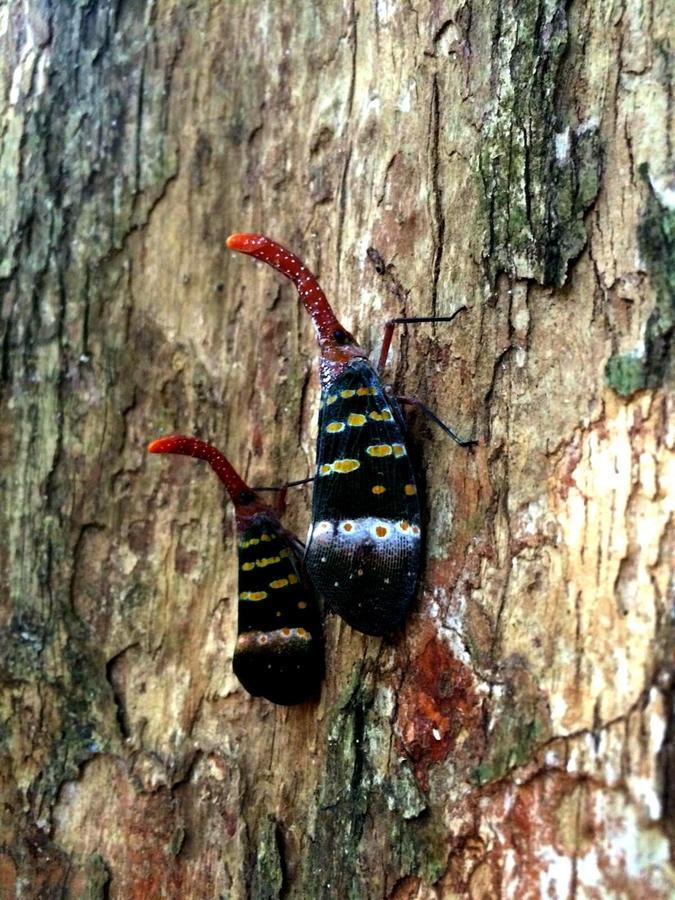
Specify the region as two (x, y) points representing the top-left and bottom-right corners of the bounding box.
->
(148, 435), (322, 704)
(226, 233), (472, 636)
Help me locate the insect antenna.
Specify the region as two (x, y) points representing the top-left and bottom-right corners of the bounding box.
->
(252, 475), (316, 491)
(378, 309), (468, 373)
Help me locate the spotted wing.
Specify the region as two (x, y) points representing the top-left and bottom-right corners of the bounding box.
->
(305, 359), (422, 635)
(310, 359), (421, 524)
(234, 512), (322, 705)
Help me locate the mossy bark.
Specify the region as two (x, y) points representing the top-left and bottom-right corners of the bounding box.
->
(1, 1), (673, 897)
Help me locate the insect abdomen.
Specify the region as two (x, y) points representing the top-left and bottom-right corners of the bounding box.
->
(305, 360), (421, 635)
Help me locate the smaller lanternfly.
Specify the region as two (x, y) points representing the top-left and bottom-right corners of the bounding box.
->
(226, 234), (473, 636)
(148, 436), (322, 705)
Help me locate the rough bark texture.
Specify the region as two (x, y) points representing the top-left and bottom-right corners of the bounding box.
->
(1, 1), (673, 897)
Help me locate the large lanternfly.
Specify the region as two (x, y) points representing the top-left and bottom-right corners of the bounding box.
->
(148, 436), (322, 704)
(226, 233), (472, 636)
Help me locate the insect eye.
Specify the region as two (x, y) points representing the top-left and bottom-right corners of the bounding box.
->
(238, 490), (256, 505)
(333, 328), (348, 345)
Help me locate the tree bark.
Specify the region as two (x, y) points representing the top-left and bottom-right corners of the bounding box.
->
(1, 1), (673, 897)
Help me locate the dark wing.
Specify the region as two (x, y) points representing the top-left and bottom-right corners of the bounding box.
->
(234, 513), (323, 705)
(237, 514), (318, 634)
(311, 360), (420, 524)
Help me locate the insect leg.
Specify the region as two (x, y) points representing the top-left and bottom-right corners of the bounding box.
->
(251, 475), (317, 492)
(396, 395), (477, 447)
(378, 309), (467, 374)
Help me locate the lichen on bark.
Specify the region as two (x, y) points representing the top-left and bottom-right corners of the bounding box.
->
(478, 0), (601, 286)
(605, 164), (675, 396)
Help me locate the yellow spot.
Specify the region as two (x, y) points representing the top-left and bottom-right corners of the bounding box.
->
(357, 386), (377, 396)
(325, 394), (338, 406)
(319, 463), (333, 476)
(248, 537), (260, 546)
(332, 459), (360, 473)
(242, 562), (255, 571)
(340, 389), (356, 398)
(297, 601), (307, 609)
(347, 413), (367, 427)
(367, 444), (393, 457)
(404, 484), (417, 496)
(256, 556), (281, 568)
(240, 540), (249, 549)
(372, 485), (386, 495)
(375, 525), (388, 538)
(393, 443), (406, 457)
(370, 410), (393, 422)
(282, 627), (291, 636)
(326, 421), (345, 433)
(242, 591), (267, 601)
(280, 548), (291, 558)
(270, 578), (289, 589)
(261, 533), (272, 542)
(297, 627), (308, 638)
(288, 574), (299, 585)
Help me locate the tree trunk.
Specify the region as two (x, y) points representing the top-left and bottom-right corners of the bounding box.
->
(1, 1), (673, 897)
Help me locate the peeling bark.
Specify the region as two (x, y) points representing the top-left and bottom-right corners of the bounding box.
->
(1, 1), (673, 897)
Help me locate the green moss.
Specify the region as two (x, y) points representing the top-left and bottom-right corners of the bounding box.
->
(39, 633), (116, 809)
(304, 674), (472, 895)
(466, 510), (485, 539)
(478, 1), (601, 286)
(472, 715), (543, 785)
(395, 816), (450, 887)
(81, 854), (111, 900)
(605, 165), (675, 396)
(387, 762), (427, 821)
(604, 353), (648, 398)
(306, 695), (369, 897)
(250, 818), (284, 900)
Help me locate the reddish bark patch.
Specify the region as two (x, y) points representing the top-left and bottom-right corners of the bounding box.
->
(555, 437), (583, 500)
(174, 543), (199, 576)
(442, 770), (596, 897)
(21, 828), (73, 897)
(441, 834), (492, 897)
(395, 638), (483, 790)
(128, 519), (153, 557)
(388, 874), (429, 899)
(0, 853), (17, 896)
